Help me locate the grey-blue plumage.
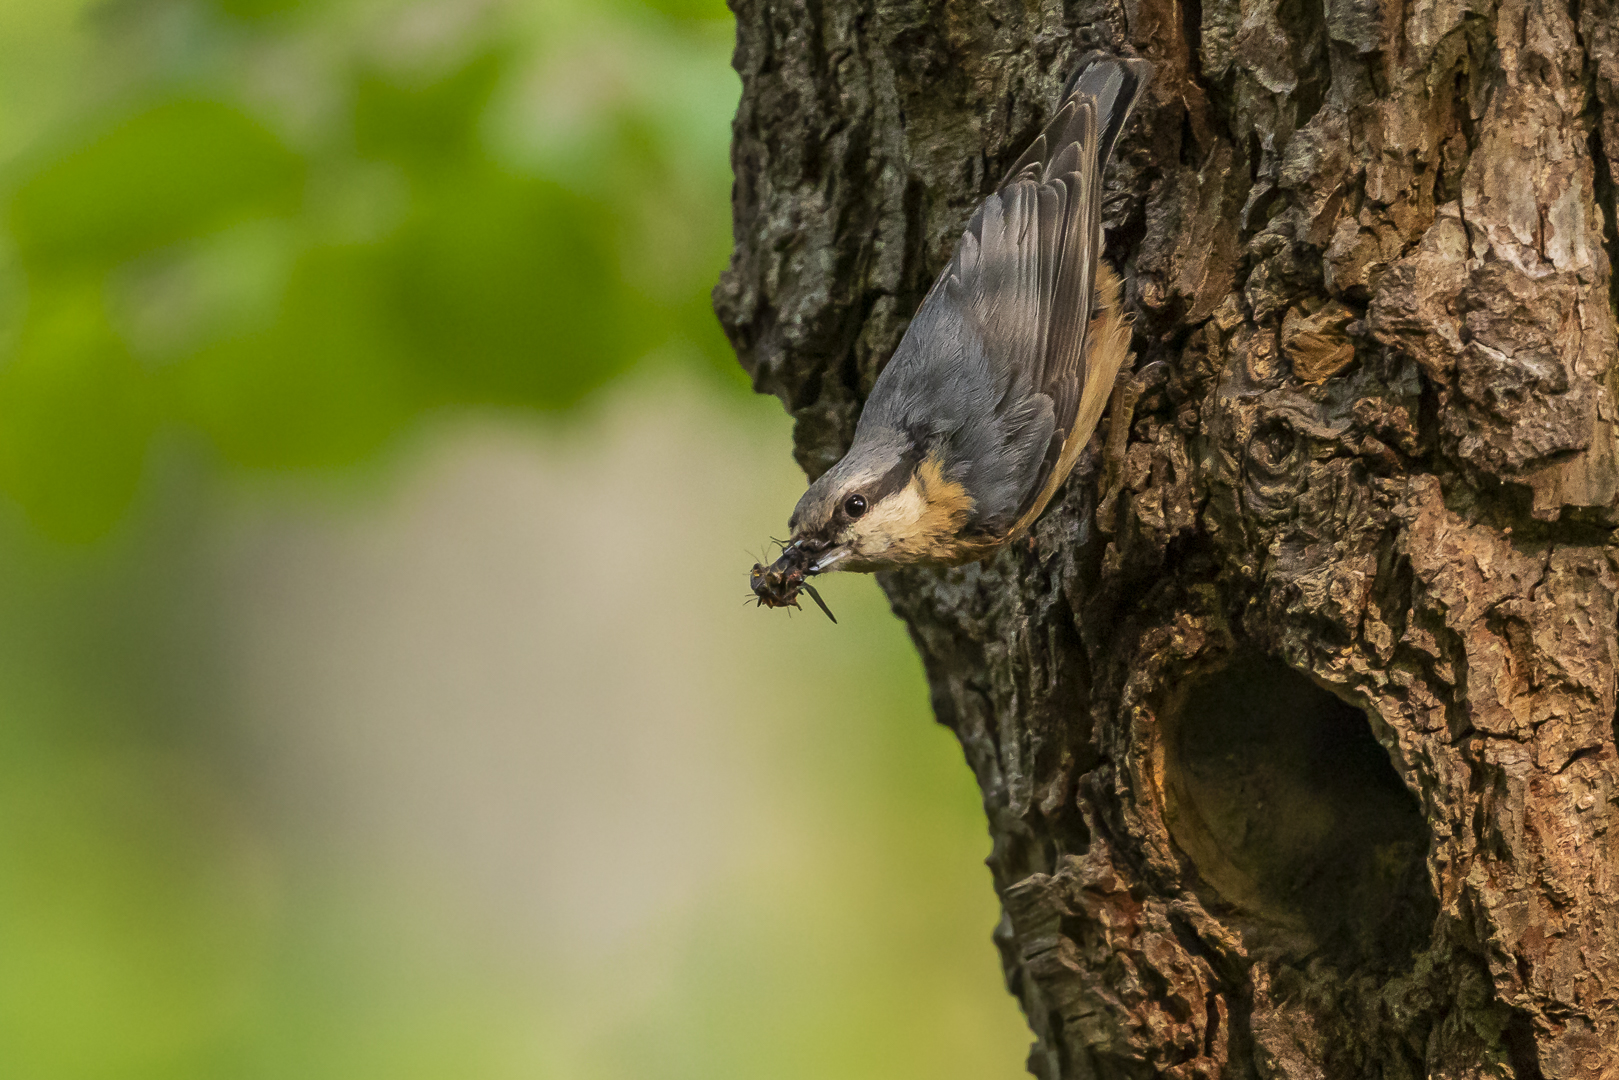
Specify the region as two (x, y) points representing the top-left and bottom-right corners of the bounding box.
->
(779, 51), (1152, 576)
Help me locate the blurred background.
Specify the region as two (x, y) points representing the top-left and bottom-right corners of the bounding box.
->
(0, 0), (1029, 1076)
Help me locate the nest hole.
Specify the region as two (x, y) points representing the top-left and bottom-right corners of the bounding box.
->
(1162, 656), (1436, 968)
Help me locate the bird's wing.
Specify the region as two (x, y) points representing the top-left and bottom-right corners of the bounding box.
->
(1004, 54), (1150, 533)
(919, 107), (1092, 535)
(1023, 97), (1102, 520)
(933, 90), (1104, 535)
(1007, 262), (1131, 538)
(876, 54), (1149, 538)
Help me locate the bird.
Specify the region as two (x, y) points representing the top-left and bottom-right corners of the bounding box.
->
(752, 50), (1152, 604)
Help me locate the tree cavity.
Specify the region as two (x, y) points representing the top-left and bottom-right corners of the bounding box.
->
(1161, 655), (1436, 970)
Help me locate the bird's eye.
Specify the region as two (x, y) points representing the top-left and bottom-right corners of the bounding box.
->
(843, 493), (868, 519)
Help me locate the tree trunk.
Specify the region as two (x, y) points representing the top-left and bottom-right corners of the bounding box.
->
(715, 0), (1619, 1075)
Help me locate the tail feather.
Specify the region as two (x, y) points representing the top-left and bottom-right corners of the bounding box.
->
(1000, 52), (1152, 188)
(1061, 51), (1153, 170)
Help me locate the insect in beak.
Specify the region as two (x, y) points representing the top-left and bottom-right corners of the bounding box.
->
(800, 581), (837, 623)
(748, 541), (837, 623)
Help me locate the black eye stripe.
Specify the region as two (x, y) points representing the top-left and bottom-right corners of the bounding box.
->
(866, 444), (925, 504)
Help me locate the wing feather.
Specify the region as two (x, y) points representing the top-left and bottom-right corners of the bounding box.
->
(863, 53), (1151, 541)
(1008, 54), (1153, 528)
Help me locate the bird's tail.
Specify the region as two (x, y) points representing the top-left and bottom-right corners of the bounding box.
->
(1060, 52), (1152, 170)
(1000, 52), (1152, 188)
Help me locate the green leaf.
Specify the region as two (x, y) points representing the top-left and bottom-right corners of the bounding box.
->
(9, 98), (303, 271)
(384, 167), (650, 409)
(0, 278), (155, 541)
(353, 51), (507, 173)
(176, 244), (413, 469)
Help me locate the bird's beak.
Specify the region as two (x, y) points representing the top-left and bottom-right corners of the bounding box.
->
(770, 536), (849, 576)
(809, 545), (852, 573)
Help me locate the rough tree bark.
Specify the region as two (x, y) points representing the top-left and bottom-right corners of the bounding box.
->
(715, 0), (1619, 1076)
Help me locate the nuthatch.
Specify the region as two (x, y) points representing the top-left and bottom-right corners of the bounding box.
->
(752, 52), (1151, 612)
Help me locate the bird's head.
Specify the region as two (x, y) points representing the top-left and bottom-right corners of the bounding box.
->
(783, 429), (976, 574)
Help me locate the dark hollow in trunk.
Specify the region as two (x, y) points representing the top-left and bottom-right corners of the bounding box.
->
(1163, 656), (1436, 970)
(716, 0), (1619, 1075)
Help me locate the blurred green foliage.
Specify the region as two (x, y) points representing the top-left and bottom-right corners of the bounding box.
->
(0, 0), (736, 539)
(0, 2), (1030, 1078)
